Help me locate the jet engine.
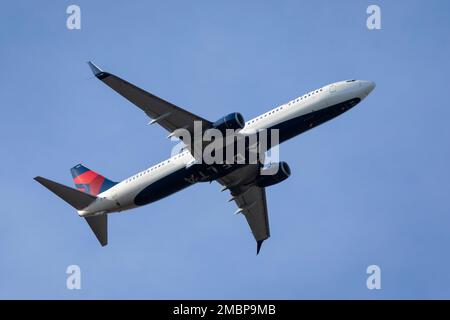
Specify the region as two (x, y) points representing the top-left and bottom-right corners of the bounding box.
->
(211, 112), (245, 133)
(256, 162), (291, 187)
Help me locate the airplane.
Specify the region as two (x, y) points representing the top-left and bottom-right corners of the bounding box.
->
(34, 61), (375, 254)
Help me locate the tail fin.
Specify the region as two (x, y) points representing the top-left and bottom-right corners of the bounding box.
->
(71, 164), (117, 196)
(34, 176), (108, 246)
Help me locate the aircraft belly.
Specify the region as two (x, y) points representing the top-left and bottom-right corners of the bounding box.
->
(133, 168), (194, 206)
(132, 99), (360, 207)
(271, 98), (361, 143)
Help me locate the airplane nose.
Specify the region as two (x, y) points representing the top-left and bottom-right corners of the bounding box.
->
(363, 80), (376, 95)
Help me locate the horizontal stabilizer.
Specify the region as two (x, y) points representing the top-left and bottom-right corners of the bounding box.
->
(85, 215), (107, 246)
(34, 176), (96, 210)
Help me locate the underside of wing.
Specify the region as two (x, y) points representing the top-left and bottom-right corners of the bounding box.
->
(217, 165), (270, 254)
(88, 62), (212, 136)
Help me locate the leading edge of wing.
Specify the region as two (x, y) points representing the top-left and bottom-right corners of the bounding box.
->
(86, 61), (211, 131)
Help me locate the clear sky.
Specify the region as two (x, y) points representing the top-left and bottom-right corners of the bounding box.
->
(1, 0), (450, 299)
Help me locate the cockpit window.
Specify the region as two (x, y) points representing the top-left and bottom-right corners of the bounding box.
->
(346, 79), (356, 82)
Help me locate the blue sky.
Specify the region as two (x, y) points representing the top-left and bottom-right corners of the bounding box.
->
(1, 0), (450, 299)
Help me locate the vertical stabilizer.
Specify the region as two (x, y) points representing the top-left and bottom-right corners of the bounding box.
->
(71, 164), (117, 196)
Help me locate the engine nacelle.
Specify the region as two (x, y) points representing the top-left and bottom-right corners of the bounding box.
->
(212, 112), (245, 133)
(256, 162), (291, 188)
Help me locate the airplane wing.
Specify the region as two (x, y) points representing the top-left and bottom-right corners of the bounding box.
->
(217, 165), (270, 254)
(87, 62), (212, 136)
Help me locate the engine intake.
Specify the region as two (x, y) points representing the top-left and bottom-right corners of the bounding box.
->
(212, 112), (245, 133)
(256, 162), (291, 188)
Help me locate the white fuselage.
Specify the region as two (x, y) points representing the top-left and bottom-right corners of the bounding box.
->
(79, 80), (375, 217)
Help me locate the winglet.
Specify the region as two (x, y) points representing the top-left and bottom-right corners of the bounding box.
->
(256, 240), (264, 255)
(87, 61), (103, 76)
(87, 61), (110, 80)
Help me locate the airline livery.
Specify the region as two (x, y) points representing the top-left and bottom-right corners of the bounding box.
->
(35, 62), (375, 254)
